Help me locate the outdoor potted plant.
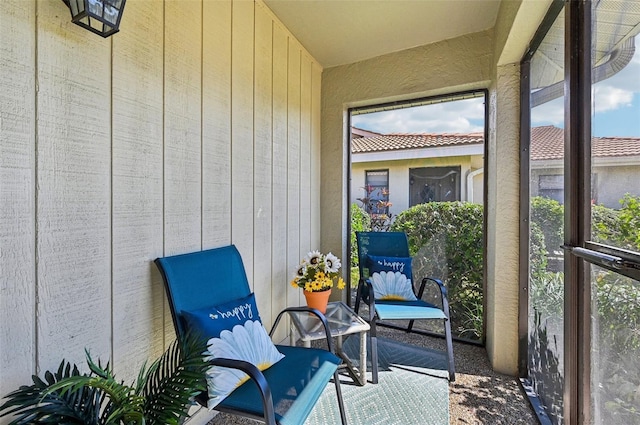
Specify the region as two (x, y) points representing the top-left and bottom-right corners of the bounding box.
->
(0, 333), (209, 425)
(291, 250), (346, 314)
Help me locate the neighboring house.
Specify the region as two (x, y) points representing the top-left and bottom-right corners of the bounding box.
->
(351, 125), (640, 214)
(351, 127), (485, 218)
(530, 125), (640, 208)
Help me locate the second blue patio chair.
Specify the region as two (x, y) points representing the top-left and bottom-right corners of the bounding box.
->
(155, 245), (347, 425)
(354, 231), (455, 383)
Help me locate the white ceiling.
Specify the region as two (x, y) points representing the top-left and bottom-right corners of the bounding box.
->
(263, 0), (502, 68)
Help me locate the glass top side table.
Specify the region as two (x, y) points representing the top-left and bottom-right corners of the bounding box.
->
(289, 301), (370, 386)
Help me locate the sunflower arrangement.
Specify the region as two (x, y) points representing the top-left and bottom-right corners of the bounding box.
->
(291, 250), (346, 293)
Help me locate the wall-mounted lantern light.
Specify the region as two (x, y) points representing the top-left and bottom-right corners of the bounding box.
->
(62, 0), (126, 38)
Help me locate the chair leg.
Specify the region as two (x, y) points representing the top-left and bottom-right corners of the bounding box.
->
(369, 321), (379, 384)
(333, 370), (348, 424)
(444, 317), (455, 382)
(407, 319), (415, 332)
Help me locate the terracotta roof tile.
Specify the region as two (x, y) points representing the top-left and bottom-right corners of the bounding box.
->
(352, 125), (640, 159)
(530, 125), (640, 160)
(595, 137), (640, 158)
(529, 125), (564, 160)
(351, 131), (484, 153)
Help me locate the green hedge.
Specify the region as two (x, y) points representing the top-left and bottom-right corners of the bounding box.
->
(391, 201), (484, 340)
(527, 195), (640, 423)
(350, 203), (371, 267)
(349, 195), (640, 345)
(596, 194), (640, 251)
(618, 194), (640, 250)
(530, 196), (564, 255)
(532, 194), (640, 254)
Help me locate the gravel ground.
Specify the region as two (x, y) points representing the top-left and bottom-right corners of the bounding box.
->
(206, 323), (538, 424)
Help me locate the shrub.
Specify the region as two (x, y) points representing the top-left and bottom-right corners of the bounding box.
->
(530, 196), (640, 345)
(529, 196), (640, 424)
(590, 269), (640, 424)
(593, 270), (640, 353)
(530, 197), (564, 255)
(391, 201), (484, 340)
(355, 195), (639, 344)
(614, 194), (640, 250)
(529, 221), (549, 280)
(529, 270), (563, 321)
(592, 203), (621, 246)
(0, 333), (208, 425)
(532, 194), (640, 254)
(349, 203), (371, 288)
(350, 203), (371, 268)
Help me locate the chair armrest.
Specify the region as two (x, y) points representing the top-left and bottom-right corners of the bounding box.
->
(417, 277), (447, 298)
(209, 358), (276, 425)
(269, 307), (335, 353)
(417, 277), (450, 316)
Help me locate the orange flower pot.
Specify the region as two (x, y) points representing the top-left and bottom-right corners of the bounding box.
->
(303, 289), (331, 314)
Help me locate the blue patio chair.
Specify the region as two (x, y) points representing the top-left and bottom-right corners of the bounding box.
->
(354, 231), (455, 383)
(155, 245), (347, 425)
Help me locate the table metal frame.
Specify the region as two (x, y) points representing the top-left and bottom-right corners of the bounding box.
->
(289, 301), (370, 386)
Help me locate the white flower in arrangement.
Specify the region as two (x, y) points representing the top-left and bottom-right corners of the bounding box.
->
(370, 271), (418, 301)
(291, 250), (346, 292)
(324, 252), (341, 274)
(304, 250), (323, 266)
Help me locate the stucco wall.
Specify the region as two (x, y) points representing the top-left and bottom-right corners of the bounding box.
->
(0, 2), (320, 422)
(322, 30), (494, 279)
(322, 26), (522, 367)
(531, 162), (640, 209)
(592, 164), (639, 208)
(486, 63), (521, 375)
(323, 0), (546, 374)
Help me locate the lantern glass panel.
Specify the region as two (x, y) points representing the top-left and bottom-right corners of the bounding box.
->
(69, 0), (81, 15)
(104, 5), (118, 25)
(88, 0), (104, 18)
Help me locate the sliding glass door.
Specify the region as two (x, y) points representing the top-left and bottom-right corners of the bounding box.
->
(526, 5), (566, 422)
(589, 3), (640, 423)
(524, 1), (640, 423)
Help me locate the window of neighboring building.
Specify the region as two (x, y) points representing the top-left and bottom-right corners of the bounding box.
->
(538, 174), (598, 204)
(364, 170), (389, 214)
(409, 166), (461, 206)
(539, 174), (564, 203)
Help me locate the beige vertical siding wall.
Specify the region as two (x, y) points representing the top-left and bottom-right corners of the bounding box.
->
(0, 0), (321, 417)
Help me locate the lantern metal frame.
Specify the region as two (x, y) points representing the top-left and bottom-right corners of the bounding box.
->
(62, 0), (126, 38)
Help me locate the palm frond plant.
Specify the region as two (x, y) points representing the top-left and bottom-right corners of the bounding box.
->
(0, 332), (208, 425)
